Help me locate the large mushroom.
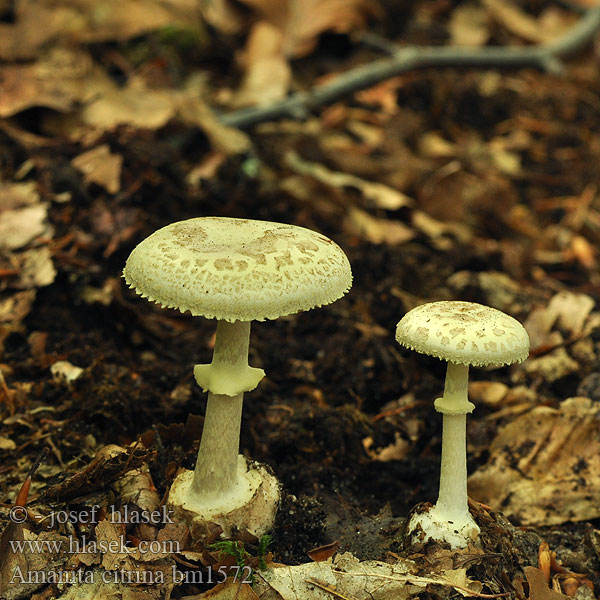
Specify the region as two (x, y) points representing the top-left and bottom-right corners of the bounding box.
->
(123, 217), (352, 539)
(395, 301), (529, 549)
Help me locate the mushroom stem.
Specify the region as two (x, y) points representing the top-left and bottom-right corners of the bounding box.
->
(194, 319), (265, 397)
(434, 362), (475, 415)
(436, 413), (468, 520)
(192, 391), (244, 499)
(191, 320), (253, 500)
(433, 361), (479, 538)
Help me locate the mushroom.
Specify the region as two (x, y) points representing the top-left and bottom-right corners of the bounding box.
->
(123, 217), (352, 539)
(395, 301), (529, 548)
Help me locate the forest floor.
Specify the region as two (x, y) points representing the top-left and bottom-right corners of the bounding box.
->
(1, 1), (600, 599)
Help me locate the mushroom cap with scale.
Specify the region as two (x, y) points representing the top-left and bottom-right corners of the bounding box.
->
(395, 300), (529, 369)
(123, 216), (352, 323)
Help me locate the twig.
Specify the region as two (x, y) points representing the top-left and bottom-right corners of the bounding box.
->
(220, 8), (600, 129)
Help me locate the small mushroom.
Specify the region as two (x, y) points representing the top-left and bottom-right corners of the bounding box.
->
(395, 301), (529, 548)
(123, 217), (352, 539)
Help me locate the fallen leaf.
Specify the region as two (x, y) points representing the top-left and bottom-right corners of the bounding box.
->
(178, 93), (251, 155)
(344, 206), (414, 245)
(199, 0), (248, 35)
(525, 291), (595, 350)
(57, 565), (174, 600)
(0, 181), (39, 210)
(0, 203), (48, 250)
(441, 568), (483, 597)
(36, 443), (154, 502)
(567, 235), (596, 269)
(50, 360), (84, 384)
(418, 132), (456, 158)
(469, 397), (600, 525)
(0, 48), (99, 118)
(525, 567), (569, 600)
(0, 0), (201, 60)
(286, 150), (413, 210)
(204, 0), (380, 104)
(307, 541), (340, 562)
(524, 336), (580, 382)
(71, 145), (123, 194)
(0, 291), (36, 324)
(468, 381), (508, 407)
(363, 432), (411, 461)
(230, 0), (380, 58)
(0, 436), (16, 450)
(251, 552), (483, 600)
(449, 3), (490, 47)
(234, 21), (291, 106)
(195, 578), (260, 599)
(13, 247), (56, 289)
(483, 0), (557, 43)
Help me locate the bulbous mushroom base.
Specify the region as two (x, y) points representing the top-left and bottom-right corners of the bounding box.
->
(168, 455), (280, 543)
(405, 504), (480, 550)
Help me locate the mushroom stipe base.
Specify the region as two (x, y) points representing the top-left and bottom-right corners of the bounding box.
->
(168, 456), (281, 541)
(406, 504), (480, 549)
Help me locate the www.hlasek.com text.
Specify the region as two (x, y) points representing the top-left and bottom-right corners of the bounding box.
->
(10, 535), (180, 555)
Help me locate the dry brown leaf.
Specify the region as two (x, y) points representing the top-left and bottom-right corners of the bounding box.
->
(344, 206), (414, 245)
(234, 21), (291, 106)
(441, 569), (483, 598)
(524, 336), (580, 382)
(0, 529), (69, 600)
(469, 397), (600, 526)
(567, 235), (596, 269)
(419, 132), (456, 158)
(178, 96), (250, 155)
(14, 247), (57, 289)
(251, 552), (482, 600)
(483, 0), (563, 43)
(363, 432), (411, 461)
(0, 0), (200, 60)
(286, 150), (412, 210)
(199, 0), (249, 35)
(447, 270), (522, 311)
(57, 566), (174, 600)
(0, 436), (15, 450)
(77, 79), (176, 132)
(420, 168), (518, 226)
(524, 291), (595, 350)
(0, 291), (36, 324)
(307, 541), (340, 562)
(96, 519), (137, 570)
(196, 578), (260, 599)
(0, 203), (48, 250)
(0, 181), (39, 210)
(204, 0), (379, 104)
(524, 567), (569, 600)
(449, 3), (490, 47)
(0, 47), (230, 145)
(232, 0), (380, 58)
(468, 381), (508, 407)
(72, 144), (123, 194)
(0, 48), (103, 118)
(50, 360), (84, 383)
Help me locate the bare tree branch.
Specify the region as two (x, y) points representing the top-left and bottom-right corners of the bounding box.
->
(220, 7), (600, 130)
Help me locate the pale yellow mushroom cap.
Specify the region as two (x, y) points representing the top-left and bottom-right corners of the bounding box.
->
(123, 217), (352, 322)
(395, 301), (529, 367)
